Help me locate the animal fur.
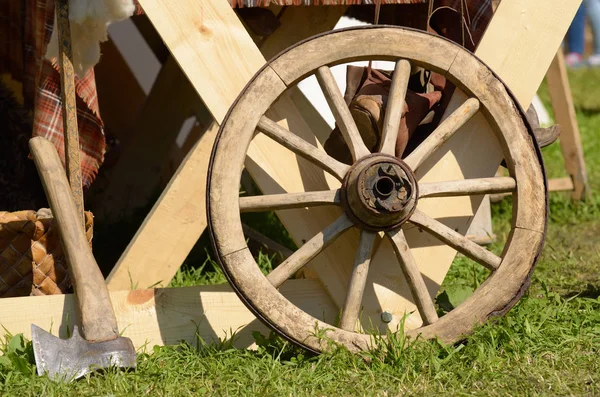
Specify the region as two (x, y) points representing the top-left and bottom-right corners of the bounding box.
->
(45, 0), (136, 75)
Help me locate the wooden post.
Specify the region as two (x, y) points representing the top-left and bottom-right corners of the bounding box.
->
(546, 50), (590, 200)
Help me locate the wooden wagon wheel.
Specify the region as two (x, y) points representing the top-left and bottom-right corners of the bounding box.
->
(207, 26), (547, 353)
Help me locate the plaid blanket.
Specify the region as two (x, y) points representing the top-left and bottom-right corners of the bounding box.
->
(1, 1), (98, 187)
(0, 0), (142, 188)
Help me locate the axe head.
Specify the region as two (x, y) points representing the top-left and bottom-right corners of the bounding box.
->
(31, 324), (137, 382)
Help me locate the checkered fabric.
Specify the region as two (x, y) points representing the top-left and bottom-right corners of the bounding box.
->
(0, 0), (143, 188)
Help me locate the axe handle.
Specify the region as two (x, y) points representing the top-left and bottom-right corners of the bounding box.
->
(56, 0), (85, 227)
(30, 137), (120, 343)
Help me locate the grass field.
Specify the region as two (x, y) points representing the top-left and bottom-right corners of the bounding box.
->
(1, 68), (599, 396)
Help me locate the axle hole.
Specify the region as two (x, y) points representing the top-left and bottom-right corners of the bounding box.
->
(375, 176), (395, 197)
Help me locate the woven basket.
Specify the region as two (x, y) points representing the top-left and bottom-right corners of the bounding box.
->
(0, 209), (93, 297)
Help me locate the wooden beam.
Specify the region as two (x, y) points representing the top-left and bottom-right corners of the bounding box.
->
(1, 280), (337, 351)
(108, 3), (343, 290)
(475, 1), (581, 109)
(548, 176), (575, 192)
(546, 50), (589, 200)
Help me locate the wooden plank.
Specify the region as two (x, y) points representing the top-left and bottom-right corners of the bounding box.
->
(109, 2), (342, 290)
(548, 176), (575, 192)
(136, 1), (264, 124)
(2, 280), (337, 351)
(546, 50), (589, 200)
(476, 2), (582, 109)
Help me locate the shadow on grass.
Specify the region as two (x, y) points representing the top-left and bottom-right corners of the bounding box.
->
(562, 283), (600, 300)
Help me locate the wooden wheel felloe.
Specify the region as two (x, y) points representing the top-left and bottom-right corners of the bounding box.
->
(207, 26), (547, 353)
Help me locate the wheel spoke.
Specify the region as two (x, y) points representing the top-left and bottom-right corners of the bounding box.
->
(409, 209), (501, 271)
(240, 190), (341, 212)
(419, 177), (516, 198)
(257, 116), (349, 180)
(267, 214), (354, 288)
(315, 66), (370, 161)
(380, 60), (411, 155)
(339, 230), (377, 331)
(387, 228), (438, 325)
(404, 98), (480, 170)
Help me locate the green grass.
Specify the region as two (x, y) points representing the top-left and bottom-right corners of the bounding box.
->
(2, 70), (600, 396)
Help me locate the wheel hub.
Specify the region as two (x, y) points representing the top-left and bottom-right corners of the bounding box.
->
(341, 154), (418, 231)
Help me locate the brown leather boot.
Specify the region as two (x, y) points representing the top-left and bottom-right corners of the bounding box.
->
(526, 104), (561, 148)
(349, 88), (442, 157)
(324, 65), (442, 163)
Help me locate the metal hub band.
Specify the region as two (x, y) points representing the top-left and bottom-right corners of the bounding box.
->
(341, 154), (418, 231)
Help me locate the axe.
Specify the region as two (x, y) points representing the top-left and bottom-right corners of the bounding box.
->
(29, 137), (137, 381)
(27, 0), (135, 382)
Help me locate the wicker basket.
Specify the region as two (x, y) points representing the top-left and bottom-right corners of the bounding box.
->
(0, 209), (93, 297)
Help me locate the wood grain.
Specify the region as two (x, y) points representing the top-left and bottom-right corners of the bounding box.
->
(380, 60), (411, 155)
(30, 137), (119, 342)
(419, 177), (516, 198)
(0, 280), (337, 351)
(137, 0), (265, 123)
(56, 0), (84, 225)
(339, 231), (376, 331)
(315, 66), (370, 161)
(257, 116), (349, 180)
(239, 190), (340, 212)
